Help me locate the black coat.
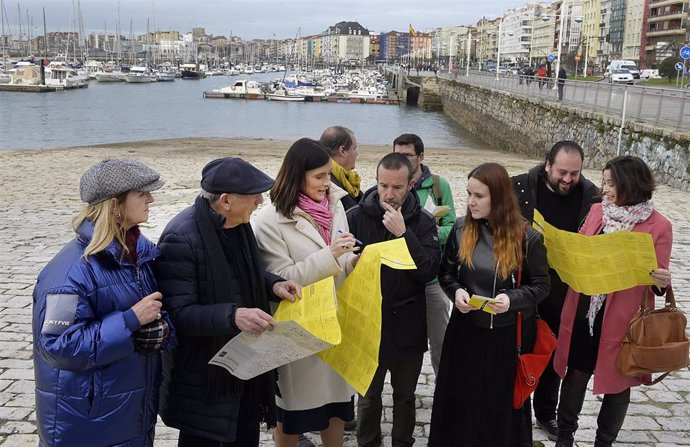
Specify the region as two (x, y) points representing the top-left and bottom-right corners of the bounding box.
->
(511, 164), (600, 328)
(346, 187), (440, 362)
(155, 205), (281, 442)
(512, 164), (599, 228)
(438, 217), (551, 328)
(331, 176), (362, 211)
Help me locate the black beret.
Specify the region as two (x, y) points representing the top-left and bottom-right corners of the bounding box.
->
(200, 157), (274, 195)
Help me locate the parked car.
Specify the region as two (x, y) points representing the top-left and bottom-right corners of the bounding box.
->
(609, 68), (634, 84)
(640, 69), (661, 80)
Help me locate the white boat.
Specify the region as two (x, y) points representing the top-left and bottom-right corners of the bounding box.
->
(204, 79), (265, 99)
(0, 72), (10, 84)
(226, 67), (240, 76)
(266, 89), (305, 102)
(8, 62), (41, 85)
(343, 87), (383, 100)
(124, 65), (155, 83)
(95, 70), (124, 82)
(243, 66), (254, 75)
(155, 70), (176, 81)
(45, 65), (88, 88)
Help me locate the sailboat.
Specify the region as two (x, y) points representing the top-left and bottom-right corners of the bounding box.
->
(0, 0), (10, 84)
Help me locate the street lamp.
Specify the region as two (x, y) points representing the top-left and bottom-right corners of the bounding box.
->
(496, 18), (503, 80)
(466, 30), (471, 76)
(541, 0), (582, 88)
(582, 35), (601, 77)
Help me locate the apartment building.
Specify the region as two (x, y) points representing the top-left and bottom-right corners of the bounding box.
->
(646, 0), (687, 64)
(320, 21), (370, 64)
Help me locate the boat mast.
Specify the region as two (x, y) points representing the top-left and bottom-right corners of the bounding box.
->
(1, 0), (6, 72)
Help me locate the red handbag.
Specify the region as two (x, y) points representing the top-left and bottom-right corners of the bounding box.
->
(512, 263), (558, 410)
(513, 312), (558, 409)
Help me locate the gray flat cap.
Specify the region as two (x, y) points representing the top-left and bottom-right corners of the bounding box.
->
(80, 159), (164, 205)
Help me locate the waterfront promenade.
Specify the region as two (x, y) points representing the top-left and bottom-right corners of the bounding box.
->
(0, 138), (688, 446)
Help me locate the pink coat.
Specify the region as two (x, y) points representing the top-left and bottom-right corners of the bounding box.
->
(554, 203), (673, 395)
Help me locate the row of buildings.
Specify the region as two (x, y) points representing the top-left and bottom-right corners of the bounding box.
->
(1, 0), (687, 71)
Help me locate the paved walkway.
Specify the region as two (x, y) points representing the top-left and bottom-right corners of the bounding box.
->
(0, 140), (688, 446)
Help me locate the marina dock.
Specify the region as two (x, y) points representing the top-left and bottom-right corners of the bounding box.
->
(0, 83), (88, 92)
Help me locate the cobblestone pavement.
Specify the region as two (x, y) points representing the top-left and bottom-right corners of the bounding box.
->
(1, 139), (688, 447)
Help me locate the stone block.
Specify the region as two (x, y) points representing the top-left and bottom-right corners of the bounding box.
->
(0, 407), (32, 421)
(0, 421), (37, 435)
(0, 434), (40, 447)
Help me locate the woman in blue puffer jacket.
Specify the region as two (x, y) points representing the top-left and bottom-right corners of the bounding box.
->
(32, 159), (176, 447)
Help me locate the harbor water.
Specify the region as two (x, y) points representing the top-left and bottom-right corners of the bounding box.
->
(0, 72), (490, 152)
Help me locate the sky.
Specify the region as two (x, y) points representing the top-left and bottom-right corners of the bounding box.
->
(4, 0), (528, 39)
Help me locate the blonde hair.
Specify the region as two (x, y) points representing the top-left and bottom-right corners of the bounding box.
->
(72, 193), (129, 259)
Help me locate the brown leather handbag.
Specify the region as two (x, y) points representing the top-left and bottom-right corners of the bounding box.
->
(616, 286), (690, 384)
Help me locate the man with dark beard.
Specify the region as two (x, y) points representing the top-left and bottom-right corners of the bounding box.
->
(512, 140), (599, 441)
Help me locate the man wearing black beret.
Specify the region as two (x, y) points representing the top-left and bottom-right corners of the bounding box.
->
(156, 157), (302, 447)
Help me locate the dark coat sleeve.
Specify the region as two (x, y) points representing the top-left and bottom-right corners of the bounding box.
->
(265, 271), (286, 303)
(400, 212), (440, 284)
(156, 231), (239, 338)
(504, 228), (551, 311)
(438, 218), (464, 302)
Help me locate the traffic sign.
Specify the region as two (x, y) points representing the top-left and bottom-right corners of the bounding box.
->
(680, 46), (690, 60)
(675, 62), (684, 72)
(547, 54), (555, 63)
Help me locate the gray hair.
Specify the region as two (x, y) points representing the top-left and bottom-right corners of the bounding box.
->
(199, 189), (221, 203)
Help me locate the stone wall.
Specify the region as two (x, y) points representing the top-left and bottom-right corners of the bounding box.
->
(430, 77), (690, 190)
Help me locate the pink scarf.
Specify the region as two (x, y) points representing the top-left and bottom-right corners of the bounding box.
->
(297, 193), (333, 245)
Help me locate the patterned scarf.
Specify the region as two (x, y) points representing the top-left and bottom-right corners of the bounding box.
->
(330, 159), (361, 198)
(586, 197), (654, 335)
(297, 193), (333, 245)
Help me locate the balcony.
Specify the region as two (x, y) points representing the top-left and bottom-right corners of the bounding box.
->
(649, 0), (686, 6)
(646, 26), (687, 37)
(648, 12), (687, 23)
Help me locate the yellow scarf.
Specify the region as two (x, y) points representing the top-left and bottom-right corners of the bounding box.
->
(330, 160), (361, 198)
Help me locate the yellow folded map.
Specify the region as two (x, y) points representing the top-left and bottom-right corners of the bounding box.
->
(467, 294), (499, 314)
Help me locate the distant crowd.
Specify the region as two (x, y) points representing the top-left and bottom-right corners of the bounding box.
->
(32, 127), (673, 447)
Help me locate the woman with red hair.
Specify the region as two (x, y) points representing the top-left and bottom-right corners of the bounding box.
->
(429, 162), (551, 446)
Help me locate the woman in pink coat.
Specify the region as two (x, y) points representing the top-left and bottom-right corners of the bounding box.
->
(553, 155), (673, 447)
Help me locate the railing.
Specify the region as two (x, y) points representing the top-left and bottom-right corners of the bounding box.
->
(435, 70), (690, 133)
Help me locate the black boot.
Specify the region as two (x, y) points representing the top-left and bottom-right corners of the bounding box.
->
(594, 391), (630, 447)
(555, 387), (586, 447)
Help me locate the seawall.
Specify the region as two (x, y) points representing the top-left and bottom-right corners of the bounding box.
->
(426, 77), (690, 190)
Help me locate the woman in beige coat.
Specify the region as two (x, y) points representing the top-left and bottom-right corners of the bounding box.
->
(253, 138), (358, 447)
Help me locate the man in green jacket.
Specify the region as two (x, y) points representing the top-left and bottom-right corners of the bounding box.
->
(393, 133), (456, 376)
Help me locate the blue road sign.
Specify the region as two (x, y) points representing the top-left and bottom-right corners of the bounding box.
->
(675, 62), (684, 72)
(680, 46), (690, 60)
(547, 54), (555, 63)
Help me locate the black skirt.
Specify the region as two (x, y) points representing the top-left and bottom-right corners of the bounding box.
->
(567, 294), (606, 374)
(429, 309), (536, 447)
(276, 397), (354, 435)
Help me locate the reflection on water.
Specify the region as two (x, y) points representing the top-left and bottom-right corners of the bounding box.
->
(0, 72), (489, 152)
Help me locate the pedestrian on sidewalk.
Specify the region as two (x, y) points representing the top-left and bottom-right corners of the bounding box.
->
(536, 65), (547, 89)
(554, 155), (673, 447)
(32, 159), (176, 447)
(557, 67), (567, 101)
(253, 138), (358, 447)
